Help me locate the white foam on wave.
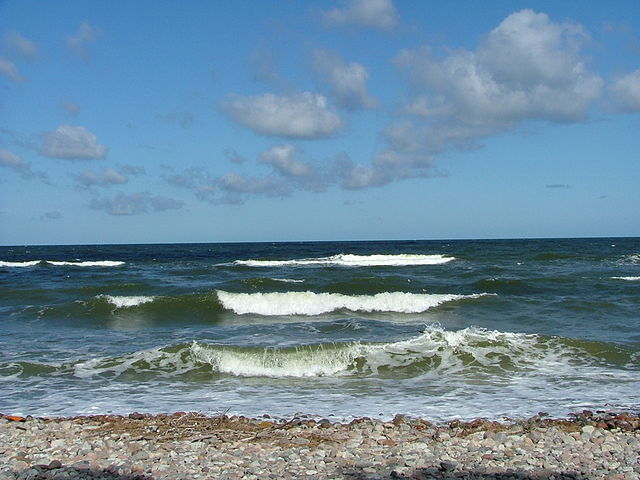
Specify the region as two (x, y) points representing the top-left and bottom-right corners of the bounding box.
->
(48, 260), (125, 267)
(98, 295), (156, 308)
(270, 278), (305, 283)
(61, 325), (637, 383)
(74, 346), (192, 379)
(0, 261), (41, 267)
(235, 253), (454, 267)
(191, 342), (359, 377)
(611, 276), (640, 281)
(216, 290), (487, 315)
(187, 325), (567, 378)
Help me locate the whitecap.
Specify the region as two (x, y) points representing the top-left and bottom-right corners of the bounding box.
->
(215, 290), (487, 316)
(97, 295), (156, 308)
(0, 260), (41, 267)
(47, 260), (125, 267)
(235, 253), (454, 267)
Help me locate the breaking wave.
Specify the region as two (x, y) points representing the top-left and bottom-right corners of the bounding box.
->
(96, 295), (156, 308)
(233, 253), (454, 267)
(611, 276), (640, 281)
(215, 290), (488, 315)
(5, 325), (638, 381)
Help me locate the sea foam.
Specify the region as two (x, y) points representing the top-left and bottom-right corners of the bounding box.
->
(47, 260), (125, 267)
(216, 290), (486, 315)
(61, 325), (630, 380)
(234, 253), (454, 267)
(611, 276), (640, 281)
(98, 295), (156, 308)
(0, 261), (41, 267)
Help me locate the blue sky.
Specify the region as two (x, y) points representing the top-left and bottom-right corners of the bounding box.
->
(1, 0), (639, 245)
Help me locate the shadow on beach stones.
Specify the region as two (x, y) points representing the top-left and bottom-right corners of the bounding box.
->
(344, 464), (587, 480)
(12, 463), (153, 480)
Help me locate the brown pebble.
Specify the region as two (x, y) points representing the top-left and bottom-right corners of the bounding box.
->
(47, 460), (62, 469)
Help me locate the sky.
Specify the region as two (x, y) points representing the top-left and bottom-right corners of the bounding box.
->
(1, 0), (639, 245)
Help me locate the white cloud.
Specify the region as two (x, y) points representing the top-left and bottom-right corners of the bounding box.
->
(323, 0), (399, 30)
(0, 56), (22, 82)
(397, 10), (602, 130)
(328, 9), (603, 190)
(74, 168), (128, 187)
(66, 21), (100, 59)
(609, 69), (640, 112)
(259, 144), (310, 177)
(0, 148), (46, 180)
(259, 144), (327, 192)
(4, 30), (40, 60)
(389, 8), (603, 169)
(221, 92), (344, 139)
(313, 50), (378, 111)
(90, 192), (184, 216)
(40, 125), (108, 160)
(0, 148), (24, 169)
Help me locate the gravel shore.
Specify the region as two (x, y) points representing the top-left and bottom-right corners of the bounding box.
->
(1, 411), (639, 480)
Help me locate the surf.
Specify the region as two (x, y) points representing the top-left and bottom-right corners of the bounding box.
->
(233, 253), (455, 267)
(215, 290), (488, 315)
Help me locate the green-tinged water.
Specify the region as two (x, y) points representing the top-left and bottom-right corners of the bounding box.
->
(1, 238), (639, 421)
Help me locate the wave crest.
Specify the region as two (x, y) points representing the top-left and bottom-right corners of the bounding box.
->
(234, 253), (454, 267)
(13, 325), (633, 380)
(216, 290), (486, 315)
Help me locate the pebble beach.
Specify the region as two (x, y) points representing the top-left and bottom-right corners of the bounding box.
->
(1, 411), (639, 480)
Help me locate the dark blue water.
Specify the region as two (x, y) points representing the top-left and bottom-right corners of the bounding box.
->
(1, 238), (638, 421)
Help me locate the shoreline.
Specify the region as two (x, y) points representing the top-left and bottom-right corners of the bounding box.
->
(1, 411), (639, 479)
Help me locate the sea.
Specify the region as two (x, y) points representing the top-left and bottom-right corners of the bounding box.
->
(1, 238), (639, 422)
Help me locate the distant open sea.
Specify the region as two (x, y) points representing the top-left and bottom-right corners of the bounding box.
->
(1, 238), (639, 422)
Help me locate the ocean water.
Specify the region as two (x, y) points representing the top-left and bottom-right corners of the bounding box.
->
(1, 238), (639, 422)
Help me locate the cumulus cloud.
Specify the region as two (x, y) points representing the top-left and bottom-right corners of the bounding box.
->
(3, 30), (40, 60)
(259, 144), (310, 177)
(40, 125), (108, 160)
(0, 148), (46, 180)
(221, 92), (344, 139)
(166, 166), (290, 205)
(73, 168), (128, 187)
(217, 173), (290, 203)
(396, 10), (602, 132)
(66, 21), (100, 59)
(609, 69), (640, 112)
(313, 50), (378, 111)
(0, 56), (22, 82)
(335, 9), (605, 190)
(323, 0), (399, 30)
(90, 192), (184, 216)
(0, 148), (25, 169)
(259, 144), (326, 192)
(398, 10), (602, 127)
